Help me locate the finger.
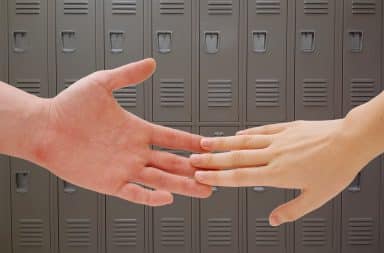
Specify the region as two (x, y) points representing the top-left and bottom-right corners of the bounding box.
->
(190, 150), (272, 169)
(136, 167), (212, 198)
(150, 124), (204, 153)
(115, 183), (173, 207)
(200, 135), (272, 151)
(149, 150), (198, 177)
(237, 122), (292, 135)
(269, 191), (322, 226)
(194, 166), (280, 187)
(104, 58), (156, 91)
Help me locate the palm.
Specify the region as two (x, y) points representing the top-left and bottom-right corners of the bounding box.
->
(39, 59), (211, 206)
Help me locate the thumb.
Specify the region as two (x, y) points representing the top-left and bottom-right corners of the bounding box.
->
(104, 58), (156, 92)
(269, 191), (320, 227)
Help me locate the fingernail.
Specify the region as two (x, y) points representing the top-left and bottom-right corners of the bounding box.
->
(201, 138), (213, 148)
(270, 215), (282, 227)
(190, 154), (201, 164)
(236, 130), (244, 135)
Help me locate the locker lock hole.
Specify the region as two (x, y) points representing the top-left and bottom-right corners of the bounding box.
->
(348, 173), (361, 192)
(16, 171), (30, 193)
(349, 31), (363, 52)
(13, 31), (27, 53)
(109, 31), (125, 53)
(252, 31), (267, 53)
(205, 32), (220, 54)
(64, 181), (77, 193)
(301, 31), (315, 52)
(157, 31), (172, 53)
(61, 31), (76, 53)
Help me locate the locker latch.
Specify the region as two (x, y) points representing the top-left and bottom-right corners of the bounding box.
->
(212, 186), (219, 192)
(213, 131), (225, 137)
(61, 30), (76, 53)
(13, 31), (27, 53)
(300, 31), (315, 52)
(16, 171), (29, 193)
(204, 31), (220, 54)
(109, 31), (125, 53)
(348, 173), (361, 192)
(253, 186), (265, 192)
(252, 31), (267, 53)
(349, 31), (363, 52)
(63, 181), (77, 193)
(157, 31), (172, 53)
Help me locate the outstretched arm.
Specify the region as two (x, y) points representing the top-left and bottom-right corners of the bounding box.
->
(191, 90), (384, 226)
(0, 58), (211, 206)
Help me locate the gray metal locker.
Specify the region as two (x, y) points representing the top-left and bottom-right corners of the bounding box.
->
(106, 196), (145, 253)
(246, 187), (289, 253)
(247, 0), (288, 122)
(11, 159), (52, 253)
(199, 0), (239, 122)
(295, 0), (336, 119)
(152, 0), (192, 122)
(199, 127), (240, 253)
(58, 181), (99, 253)
(342, 159), (381, 253)
(56, 0), (97, 92)
(152, 126), (193, 253)
(0, 155), (11, 253)
(104, 0), (145, 118)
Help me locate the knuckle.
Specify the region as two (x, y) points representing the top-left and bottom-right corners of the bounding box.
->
(229, 151), (243, 165)
(241, 136), (255, 147)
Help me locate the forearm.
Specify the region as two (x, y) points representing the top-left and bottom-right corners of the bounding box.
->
(345, 91), (384, 160)
(0, 81), (49, 161)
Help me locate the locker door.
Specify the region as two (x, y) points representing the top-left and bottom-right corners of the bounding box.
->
(56, 0), (97, 92)
(247, 0), (288, 122)
(58, 181), (98, 253)
(0, 0), (7, 82)
(247, 186), (288, 253)
(11, 159), (51, 253)
(199, 0), (240, 122)
(153, 126), (193, 253)
(152, 0), (192, 122)
(104, 0), (145, 118)
(342, 2), (382, 252)
(295, 0), (336, 119)
(0, 155), (11, 253)
(199, 127), (240, 253)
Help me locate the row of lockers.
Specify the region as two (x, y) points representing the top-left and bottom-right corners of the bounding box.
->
(0, 0), (383, 253)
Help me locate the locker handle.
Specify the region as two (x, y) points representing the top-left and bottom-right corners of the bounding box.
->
(300, 31), (315, 52)
(157, 31), (172, 53)
(109, 31), (125, 53)
(204, 31), (220, 54)
(253, 186), (265, 192)
(349, 31), (363, 52)
(61, 31), (76, 53)
(13, 31), (27, 53)
(213, 131), (225, 137)
(212, 186), (219, 192)
(252, 31), (267, 53)
(63, 181), (77, 193)
(348, 173), (361, 192)
(16, 171), (29, 193)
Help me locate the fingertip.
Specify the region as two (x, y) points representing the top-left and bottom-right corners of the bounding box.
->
(154, 191), (173, 206)
(143, 58), (157, 73)
(198, 184), (213, 198)
(269, 214), (282, 227)
(236, 130), (245, 135)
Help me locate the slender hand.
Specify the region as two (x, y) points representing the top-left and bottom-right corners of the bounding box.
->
(191, 91), (384, 226)
(0, 59), (211, 206)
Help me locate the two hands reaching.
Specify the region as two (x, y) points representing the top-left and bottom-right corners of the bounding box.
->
(4, 59), (382, 227)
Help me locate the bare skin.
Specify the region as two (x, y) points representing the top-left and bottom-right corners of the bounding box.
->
(191, 91), (384, 226)
(0, 58), (211, 206)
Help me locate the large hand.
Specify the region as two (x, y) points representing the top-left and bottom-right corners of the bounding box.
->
(191, 119), (375, 226)
(31, 59), (211, 206)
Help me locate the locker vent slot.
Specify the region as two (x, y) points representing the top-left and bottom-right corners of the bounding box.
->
(112, 218), (137, 246)
(350, 79), (376, 106)
(255, 0), (281, 14)
(304, 0), (329, 14)
(16, 79), (41, 96)
(301, 218), (327, 246)
(18, 219), (44, 247)
(114, 87), (137, 108)
(255, 79), (280, 107)
(112, 1), (137, 15)
(207, 80), (233, 107)
(64, 79), (78, 89)
(208, 1), (233, 15)
(160, 79), (185, 107)
(160, 0), (185, 15)
(347, 218), (374, 245)
(63, 1), (89, 14)
(65, 218), (92, 247)
(302, 79), (328, 107)
(207, 218), (232, 246)
(160, 217), (185, 246)
(352, 0), (376, 14)
(255, 218), (280, 246)
(15, 1), (41, 15)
